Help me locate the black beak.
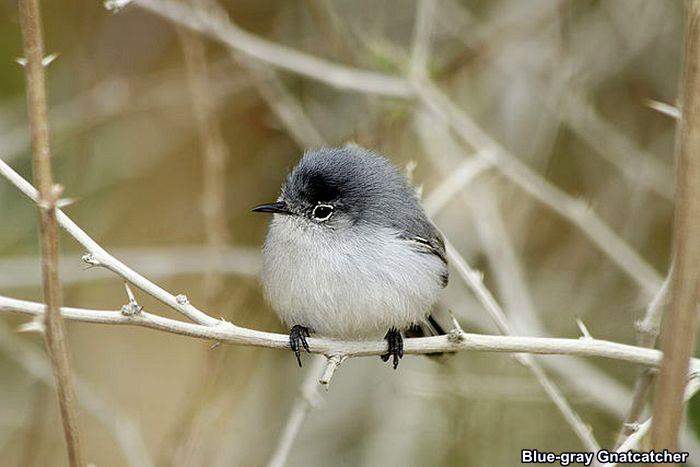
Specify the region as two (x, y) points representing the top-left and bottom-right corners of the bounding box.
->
(251, 200), (293, 215)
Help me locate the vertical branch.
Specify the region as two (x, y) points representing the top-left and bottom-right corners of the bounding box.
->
(158, 24), (232, 467)
(267, 356), (326, 467)
(17, 0), (85, 465)
(409, 0), (436, 79)
(176, 26), (230, 301)
(615, 271), (671, 445)
(651, 0), (700, 452)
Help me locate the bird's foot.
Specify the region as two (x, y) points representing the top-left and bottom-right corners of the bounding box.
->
(381, 327), (404, 369)
(289, 325), (312, 367)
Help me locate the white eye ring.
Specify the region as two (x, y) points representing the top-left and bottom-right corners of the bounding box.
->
(311, 204), (334, 221)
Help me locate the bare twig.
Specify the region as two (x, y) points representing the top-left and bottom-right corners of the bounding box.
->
(646, 99), (681, 120)
(267, 356), (326, 467)
(651, 0), (700, 451)
(17, 0), (84, 464)
(615, 270), (671, 445)
(4, 294), (700, 370)
(319, 354), (345, 387)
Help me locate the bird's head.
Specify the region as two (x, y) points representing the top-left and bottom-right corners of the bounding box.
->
(251, 146), (417, 230)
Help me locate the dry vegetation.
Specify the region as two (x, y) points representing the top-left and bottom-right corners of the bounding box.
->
(0, 1), (698, 466)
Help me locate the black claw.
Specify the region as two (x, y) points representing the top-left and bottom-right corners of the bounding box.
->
(382, 327), (404, 370)
(289, 325), (312, 367)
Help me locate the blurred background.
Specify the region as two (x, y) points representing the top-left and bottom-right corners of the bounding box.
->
(0, 0), (693, 466)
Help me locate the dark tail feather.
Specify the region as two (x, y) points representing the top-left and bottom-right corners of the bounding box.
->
(406, 313), (454, 360)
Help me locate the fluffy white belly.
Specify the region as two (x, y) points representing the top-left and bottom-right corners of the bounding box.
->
(261, 217), (445, 338)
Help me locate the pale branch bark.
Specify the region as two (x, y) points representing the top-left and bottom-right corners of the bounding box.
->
(651, 0), (700, 451)
(319, 354), (345, 387)
(4, 295), (700, 372)
(0, 158), (222, 328)
(266, 356), (326, 467)
(17, 0), (85, 465)
(615, 270), (671, 446)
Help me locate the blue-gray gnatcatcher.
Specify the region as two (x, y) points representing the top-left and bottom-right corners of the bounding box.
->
(252, 146), (448, 369)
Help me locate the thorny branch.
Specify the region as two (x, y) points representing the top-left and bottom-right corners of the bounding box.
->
(3, 295), (700, 374)
(17, 0), (85, 464)
(651, 0), (700, 451)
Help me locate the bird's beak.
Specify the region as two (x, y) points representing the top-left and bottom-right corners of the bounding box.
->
(251, 200), (293, 215)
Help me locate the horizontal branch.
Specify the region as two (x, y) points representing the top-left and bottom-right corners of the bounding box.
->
(3, 295), (699, 372)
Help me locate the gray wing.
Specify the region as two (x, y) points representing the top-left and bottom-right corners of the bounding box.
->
(399, 223), (449, 287)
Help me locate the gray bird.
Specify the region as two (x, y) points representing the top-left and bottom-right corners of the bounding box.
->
(252, 146), (448, 369)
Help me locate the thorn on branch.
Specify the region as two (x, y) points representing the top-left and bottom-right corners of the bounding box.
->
(17, 315), (45, 334)
(319, 354), (345, 388)
(56, 197), (78, 209)
(15, 52), (58, 67)
(175, 294), (189, 305)
(104, 0), (133, 12)
(37, 184), (64, 211)
(447, 310), (465, 342)
(120, 283), (142, 316)
(635, 318), (660, 338)
(81, 253), (101, 267)
(468, 269), (484, 283)
(623, 422), (641, 433)
(215, 317), (236, 330)
(576, 318), (593, 339)
(645, 99), (680, 120)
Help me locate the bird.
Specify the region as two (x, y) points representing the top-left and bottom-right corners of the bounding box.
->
(251, 146), (449, 369)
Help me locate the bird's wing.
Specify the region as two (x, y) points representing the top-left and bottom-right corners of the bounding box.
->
(400, 230), (449, 287)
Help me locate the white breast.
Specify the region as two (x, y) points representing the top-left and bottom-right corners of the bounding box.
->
(261, 216), (445, 339)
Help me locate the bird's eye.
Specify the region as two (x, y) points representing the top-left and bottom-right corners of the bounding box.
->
(312, 204), (334, 221)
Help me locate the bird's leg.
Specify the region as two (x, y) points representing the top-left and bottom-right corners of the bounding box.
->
(289, 325), (312, 367)
(381, 327), (404, 369)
